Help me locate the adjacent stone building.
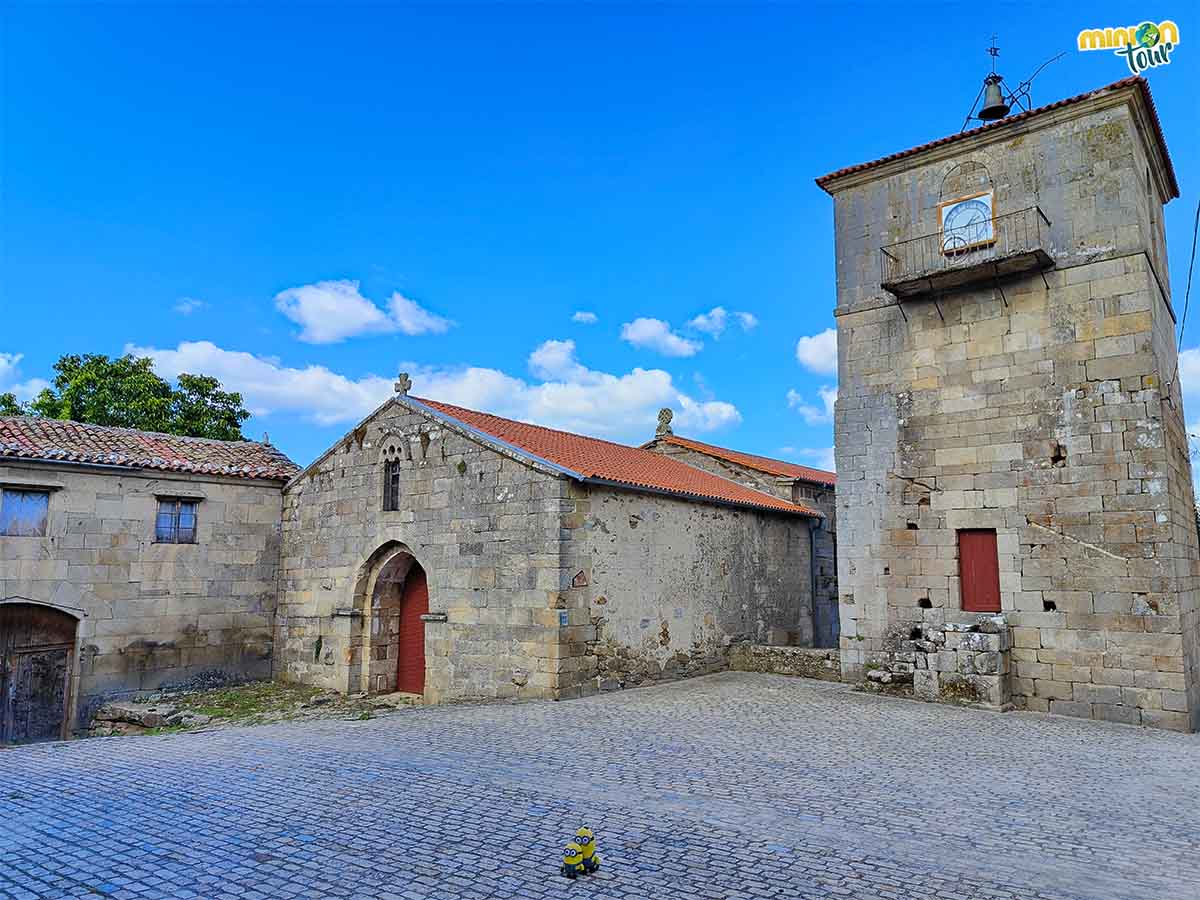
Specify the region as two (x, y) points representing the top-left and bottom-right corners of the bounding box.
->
(642, 428), (838, 646)
(0, 418), (296, 742)
(274, 394), (822, 702)
(818, 76), (1200, 730)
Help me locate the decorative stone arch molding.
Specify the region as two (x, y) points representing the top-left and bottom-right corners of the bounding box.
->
(938, 158), (997, 204)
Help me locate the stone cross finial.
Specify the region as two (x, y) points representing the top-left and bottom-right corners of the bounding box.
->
(394, 372), (412, 396)
(656, 407), (674, 436)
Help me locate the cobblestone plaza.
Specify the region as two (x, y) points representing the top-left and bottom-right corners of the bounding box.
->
(2, 673), (1199, 899)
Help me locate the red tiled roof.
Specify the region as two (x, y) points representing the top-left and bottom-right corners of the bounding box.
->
(413, 398), (818, 517)
(816, 77), (1179, 199)
(0, 417), (298, 482)
(645, 433), (836, 486)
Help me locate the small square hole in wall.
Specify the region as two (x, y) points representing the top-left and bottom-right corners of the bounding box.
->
(918, 597), (932, 609)
(1043, 599), (1057, 612)
(909, 627), (923, 640)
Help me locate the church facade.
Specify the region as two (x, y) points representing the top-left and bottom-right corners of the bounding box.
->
(274, 394), (824, 703)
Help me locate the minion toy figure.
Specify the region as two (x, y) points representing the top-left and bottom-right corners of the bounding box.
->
(561, 842), (586, 879)
(575, 827), (601, 873)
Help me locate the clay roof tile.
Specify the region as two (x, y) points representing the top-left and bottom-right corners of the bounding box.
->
(815, 76), (1179, 199)
(644, 433), (836, 486)
(0, 417), (299, 482)
(413, 398), (819, 517)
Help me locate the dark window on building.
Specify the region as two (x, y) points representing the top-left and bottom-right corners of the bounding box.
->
(155, 498), (198, 544)
(383, 460), (402, 511)
(0, 489), (49, 536)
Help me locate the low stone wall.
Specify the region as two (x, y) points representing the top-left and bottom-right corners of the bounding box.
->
(590, 637), (728, 692)
(862, 616), (1011, 710)
(728, 644), (842, 682)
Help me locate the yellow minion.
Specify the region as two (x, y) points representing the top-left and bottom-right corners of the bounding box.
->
(561, 842), (586, 879)
(575, 826), (600, 873)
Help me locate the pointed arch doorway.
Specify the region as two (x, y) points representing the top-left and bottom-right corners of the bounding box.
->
(357, 543), (429, 696)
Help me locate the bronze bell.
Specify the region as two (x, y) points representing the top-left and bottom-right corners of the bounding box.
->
(978, 76), (1010, 120)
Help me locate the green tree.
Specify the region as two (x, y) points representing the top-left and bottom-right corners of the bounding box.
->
(22, 353), (250, 440)
(0, 392), (24, 417)
(29, 354), (173, 430)
(171, 373), (250, 441)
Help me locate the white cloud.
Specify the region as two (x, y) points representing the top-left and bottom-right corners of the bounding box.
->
(735, 311), (759, 331)
(687, 307), (759, 339)
(127, 341), (396, 426)
(274, 279), (452, 344)
(387, 292), (454, 336)
(0, 353), (20, 384)
(786, 385), (837, 425)
(796, 446), (836, 471)
(0, 353), (49, 402)
(528, 339), (598, 384)
(620, 318), (702, 357)
(795, 327), (838, 375)
(572, 311), (598, 324)
(128, 339), (740, 441)
(173, 297), (207, 316)
(689, 307), (728, 338)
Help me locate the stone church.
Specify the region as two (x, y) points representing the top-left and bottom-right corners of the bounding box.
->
(273, 394), (824, 703)
(1, 397), (830, 741)
(819, 76), (1199, 731)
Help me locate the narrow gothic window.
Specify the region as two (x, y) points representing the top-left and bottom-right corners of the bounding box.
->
(383, 459), (402, 511)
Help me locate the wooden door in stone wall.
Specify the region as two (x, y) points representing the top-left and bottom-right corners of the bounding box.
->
(958, 530), (1001, 613)
(0, 604), (76, 744)
(396, 567), (428, 695)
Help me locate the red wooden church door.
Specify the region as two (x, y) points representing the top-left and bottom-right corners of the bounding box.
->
(396, 567), (428, 695)
(958, 529), (1001, 613)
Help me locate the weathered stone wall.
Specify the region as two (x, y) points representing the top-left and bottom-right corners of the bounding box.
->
(275, 400), (571, 703)
(862, 615), (1011, 709)
(567, 488), (812, 692)
(0, 461), (282, 731)
(644, 438), (838, 647)
(728, 643), (841, 681)
(827, 87), (1200, 730)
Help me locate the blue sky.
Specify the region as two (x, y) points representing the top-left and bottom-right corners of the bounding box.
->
(2, 3), (1197, 468)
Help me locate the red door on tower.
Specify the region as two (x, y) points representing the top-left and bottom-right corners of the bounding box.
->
(397, 566), (428, 695)
(958, 529), (1001, 613)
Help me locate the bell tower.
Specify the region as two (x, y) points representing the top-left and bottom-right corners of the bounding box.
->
(817, 77), (1199, 731)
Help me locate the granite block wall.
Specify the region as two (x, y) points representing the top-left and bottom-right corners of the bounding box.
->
(825, 82), (1199, 729)
(0, 462), (282, 732)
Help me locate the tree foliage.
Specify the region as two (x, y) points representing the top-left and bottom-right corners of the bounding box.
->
(14, 354), (250, 440)
(0, 393), (24, 417)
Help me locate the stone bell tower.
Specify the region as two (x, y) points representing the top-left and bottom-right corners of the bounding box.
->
(817, 77), (1200, 731)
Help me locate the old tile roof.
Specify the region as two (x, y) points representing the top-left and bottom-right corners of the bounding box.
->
(0, 417), (299, 482)
(645, 433), (836, 486)
(816, 76), (1179, 199)
(413, 398), (819, 517)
